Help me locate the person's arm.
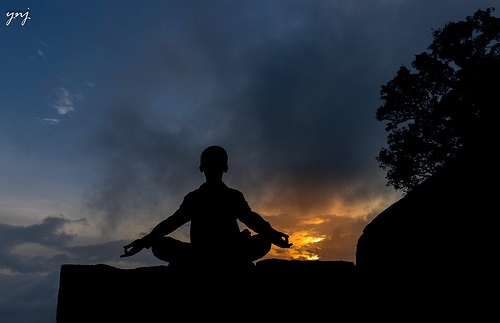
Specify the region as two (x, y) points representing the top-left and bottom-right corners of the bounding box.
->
(240, 211), (292, 248)
(141, 209), (188, 247)
(120, 207), (190, 258)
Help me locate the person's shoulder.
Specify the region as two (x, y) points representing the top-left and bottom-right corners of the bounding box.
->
(224, 185), (246, 199)
(183, 186), (203, 200)
(219, 182), (241, 192)
(191, 181), (245, 198)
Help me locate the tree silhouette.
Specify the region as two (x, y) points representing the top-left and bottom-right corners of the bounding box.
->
(376, 8), (499, 192)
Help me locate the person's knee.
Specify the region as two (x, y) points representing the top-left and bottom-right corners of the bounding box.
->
(152, 237), (191, 263)
(247, 234), (272, 261)
(151, 241), (167, 261)
(150, 244), (160, 257)
(150, 237), (173, 261)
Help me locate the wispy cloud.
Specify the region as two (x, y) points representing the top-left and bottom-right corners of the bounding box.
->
(39, 118), (60, 125)
(37, 49), (46, 59)
(36, 40), (50, 60)
(52, 87), (80, 115)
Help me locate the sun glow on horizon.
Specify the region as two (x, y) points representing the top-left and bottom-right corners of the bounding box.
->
(255, 189), (400, 261)
(286, 230), (326, 260)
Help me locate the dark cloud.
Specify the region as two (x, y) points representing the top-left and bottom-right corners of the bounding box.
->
(83, 0), (497, 241)
(0, 216), (152, 323)
(0, 216), (127, 274)
(85, 104), (199, 233)
(0, 215), (155, 274)
(84, 0), (406, 231)
(0, 216), (74, 274)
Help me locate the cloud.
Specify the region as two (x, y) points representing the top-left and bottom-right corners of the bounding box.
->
(39, 118), (60, 125)
(52, 87), (79, 115)
(37, 49), (46, 59)
(0, 216), (75, 274)
(0, 215), (145, 273)
(85, 104), (200, 234)
(84, 0), (401, 234)
(0, 216), (152, 323)
(260, 201), (384, 262)
(82, 0), (493, 258)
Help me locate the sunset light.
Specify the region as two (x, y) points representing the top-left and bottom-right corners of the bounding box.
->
(262, 229), (327, 261)
(2, 1), (494, 321)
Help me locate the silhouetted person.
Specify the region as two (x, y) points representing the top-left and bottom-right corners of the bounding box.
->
(120, 145), (292, 271)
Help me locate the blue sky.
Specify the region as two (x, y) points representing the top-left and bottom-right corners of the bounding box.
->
(1, 1), (497, 322)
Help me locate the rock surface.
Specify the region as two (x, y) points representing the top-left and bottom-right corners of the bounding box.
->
(56, 259), (357, 322)
(356, 153), (494, 319)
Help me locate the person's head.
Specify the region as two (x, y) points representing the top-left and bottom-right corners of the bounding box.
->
(199, 145), (228, 181)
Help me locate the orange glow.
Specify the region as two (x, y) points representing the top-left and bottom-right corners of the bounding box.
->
(299, 217), (327, 225)
(265, 230), (327, 261)
(254, 191), (400, 262)
(288, 230), (326, 260)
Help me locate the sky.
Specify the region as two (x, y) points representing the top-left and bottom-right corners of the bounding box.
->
(1, 0), (497, 322)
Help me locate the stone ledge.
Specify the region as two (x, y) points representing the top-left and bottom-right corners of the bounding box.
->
(56, 259), (357, 322)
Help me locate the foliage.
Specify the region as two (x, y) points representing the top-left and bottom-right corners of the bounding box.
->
(376, 8), (500, 192)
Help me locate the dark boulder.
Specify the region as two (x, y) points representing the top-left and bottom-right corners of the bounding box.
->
(356, 153), (494, 319)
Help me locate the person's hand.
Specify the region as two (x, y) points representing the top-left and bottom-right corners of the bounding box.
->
(270, 231), (293, 248)
(120, 239), (145, 258)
